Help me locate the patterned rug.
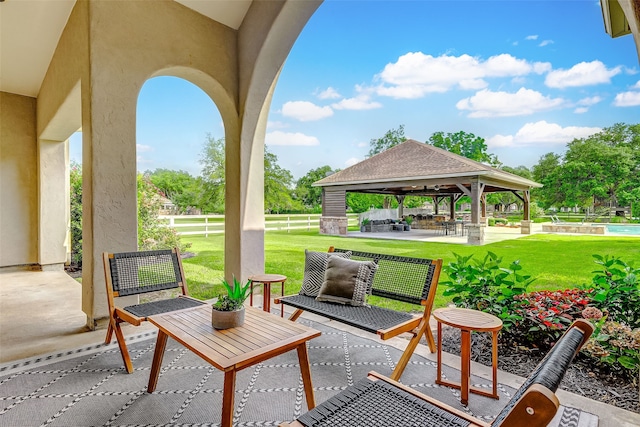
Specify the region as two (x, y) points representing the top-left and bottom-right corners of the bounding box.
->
(0, 318), (598, 427)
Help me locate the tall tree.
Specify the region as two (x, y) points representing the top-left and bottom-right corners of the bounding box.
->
(199, 134), (226, 213)
(264, 147), (301, 213)
(532, 153), (563, 209)
(428, 131), (500, 166)
(367, 124), (406, 157)
(295, 165), (334, 210)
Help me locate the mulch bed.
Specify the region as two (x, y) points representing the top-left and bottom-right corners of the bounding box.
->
(439, 325), (639, 414)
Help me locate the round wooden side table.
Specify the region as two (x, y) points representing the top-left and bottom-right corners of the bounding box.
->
(247, 274), (287, 317)
(432, 307), (503, 406)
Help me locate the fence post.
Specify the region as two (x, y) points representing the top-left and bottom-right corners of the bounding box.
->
(287, 216), (290, 233)
(205, 216), (208, 238)
(308, 215), (311, 231)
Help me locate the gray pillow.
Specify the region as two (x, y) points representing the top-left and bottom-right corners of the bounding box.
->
(299, 250), (351, 297)
(316, 255), (378, 306)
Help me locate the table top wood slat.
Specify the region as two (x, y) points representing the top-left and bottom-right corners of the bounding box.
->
(148, 305), (321, 372)
(433, 307), (503, 332)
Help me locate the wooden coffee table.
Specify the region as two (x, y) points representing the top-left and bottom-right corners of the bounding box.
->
(147, 305), (320, 427)
(433, 307), (502, 405)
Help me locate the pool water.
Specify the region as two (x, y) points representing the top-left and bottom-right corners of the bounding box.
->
(605, 224), (640, 235)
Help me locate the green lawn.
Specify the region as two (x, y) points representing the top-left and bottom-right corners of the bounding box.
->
(180, 231), (640, 310)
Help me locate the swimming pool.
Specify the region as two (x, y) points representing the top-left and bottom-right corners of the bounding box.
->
(605, 224), (640, 235)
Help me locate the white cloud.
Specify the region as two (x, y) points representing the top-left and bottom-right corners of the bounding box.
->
(357, 141), (368, 148)
(332, 94), (382, 110)
(545, 61), (621, 88)
(633, 80), (640, 89)
(573, 107), (589, 114)
(345, 157), (360, 167)
(136, 156), (153, 164)
(267, 121), (289, 130)
(265, 131), (320, 146)
(282, 101), (333, 121)
(613, 91), (640, 107)
(375, 52), (550, 99)
(456, 88), (565, 117)
(487, 121), (601, 148)
(525, 35), (539, 40)
(317, 87), (341, 100)
(538, 40), (554, 47)
(577, 96), (603, 106)
(137, 144), (153, 152)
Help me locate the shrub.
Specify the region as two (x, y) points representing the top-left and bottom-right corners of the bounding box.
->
(583, 255), (640, 329)
(70, 162), (83, 267)
(487, 218), (496, 226)
(582, 315), (640, 380)
(513, 288), (591, 347)
(441, 252), (535, 330)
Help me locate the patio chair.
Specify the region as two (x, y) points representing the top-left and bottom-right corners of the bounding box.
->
(103, 247), (206, 373)
(281, 319), (594, 427)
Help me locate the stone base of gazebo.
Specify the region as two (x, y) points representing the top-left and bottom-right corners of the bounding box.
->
(521, 220), (533, 234)
(319, 216), (348, 236)
(466, 223), (485, 245)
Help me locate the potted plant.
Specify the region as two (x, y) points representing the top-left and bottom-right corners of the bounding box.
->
(211, 276), (252, 329)
(403, 216), (413, 231)
(360, 218), (371, 232)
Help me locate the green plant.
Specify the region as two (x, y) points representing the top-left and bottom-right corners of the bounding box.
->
(212, 276), (252, 311)
(441, 251), (535, 330)
(487, 218), (496, 226)
(361, 218), (371, 226)
(404, 216), (413, 225)
(583, 316), (640, 380)
(584, 254), (640, 328)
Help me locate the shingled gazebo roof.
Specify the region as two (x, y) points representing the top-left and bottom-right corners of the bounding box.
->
(313, 139), (541, 195)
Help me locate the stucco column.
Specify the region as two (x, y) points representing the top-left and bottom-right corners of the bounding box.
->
(38, 139), (70, 270)
(81, 75), (138, 330)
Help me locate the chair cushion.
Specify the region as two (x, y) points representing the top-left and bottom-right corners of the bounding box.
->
(299, 250), (351, 297)
(316, 256), (378, 306)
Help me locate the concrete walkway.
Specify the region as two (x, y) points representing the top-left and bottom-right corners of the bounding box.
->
(1, 268), (638, 426)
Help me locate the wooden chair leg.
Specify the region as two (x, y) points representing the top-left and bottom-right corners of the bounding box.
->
(424, 321), (436, 353)
(390, 317), (430, 380)
(113, 321), (134, 374)
(104, 322), (114, 345)
(288, 309), (304, 322)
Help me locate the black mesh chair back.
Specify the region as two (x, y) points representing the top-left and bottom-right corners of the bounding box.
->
(109, 249), (184, 296)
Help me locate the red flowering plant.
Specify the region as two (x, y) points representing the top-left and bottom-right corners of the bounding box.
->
(513, 288), (592, 348)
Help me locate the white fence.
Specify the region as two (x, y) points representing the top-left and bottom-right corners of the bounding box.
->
(160, 214), (359, 237)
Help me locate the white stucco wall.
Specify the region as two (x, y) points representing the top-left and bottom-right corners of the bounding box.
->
(0, 92), (38, 267)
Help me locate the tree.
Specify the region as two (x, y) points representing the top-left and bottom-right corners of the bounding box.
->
(532, 153), (563, 209)
(264, 147), (301, 213)
(489, 165), (532, 211)
(428, 131), (500, 166)
(367, 124), (406, 157)
(295, 165), (334, 210)
(147, 168), (201, 213)
(70, 161), (82, 266)
(199, 134), (226, 213)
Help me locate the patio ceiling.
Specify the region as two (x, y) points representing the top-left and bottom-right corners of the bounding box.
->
(313, 139), (542, 198)
(0, 0), (252, 97)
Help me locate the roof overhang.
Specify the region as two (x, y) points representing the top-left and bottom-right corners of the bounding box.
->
(600, 0), (640, 62)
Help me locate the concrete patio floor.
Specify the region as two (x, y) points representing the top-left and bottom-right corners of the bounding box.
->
(1, 267), (638, 426)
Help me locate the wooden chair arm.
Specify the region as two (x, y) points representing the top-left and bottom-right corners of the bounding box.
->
(114, 307), (143, 326)
(495, 384), (559, 427)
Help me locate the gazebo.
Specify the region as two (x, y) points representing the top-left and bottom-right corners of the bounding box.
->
(314, 139), (542, 245)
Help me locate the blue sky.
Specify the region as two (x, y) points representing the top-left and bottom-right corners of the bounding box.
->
(70, 0), (640, 180)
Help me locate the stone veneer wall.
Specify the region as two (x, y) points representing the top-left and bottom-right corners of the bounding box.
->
(466, 224), (485, 245)
(542, 224), (605, 234)
(319, 216), (348, 236)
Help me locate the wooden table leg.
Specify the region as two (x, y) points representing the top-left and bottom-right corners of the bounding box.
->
(492, 330), (498, 398)
(147, 330), (169, 393)
(297, 343), (316, 409)
(221, 370), (237, 427)
(263, 282), (271, 313)
(280, 280), (285, 317)
(436, 321), (442, 383)
(249, 281), (254, 306)
(460, 329), (471, 406)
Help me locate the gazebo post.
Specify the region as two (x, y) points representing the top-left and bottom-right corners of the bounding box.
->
(521, 190), (532, 234)
(449, 196), (455, 221)
(396, 195), (405, 219)
(467, 181), (485, 245)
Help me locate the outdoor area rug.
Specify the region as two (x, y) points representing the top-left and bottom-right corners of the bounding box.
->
(0, 318), (598, 427)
